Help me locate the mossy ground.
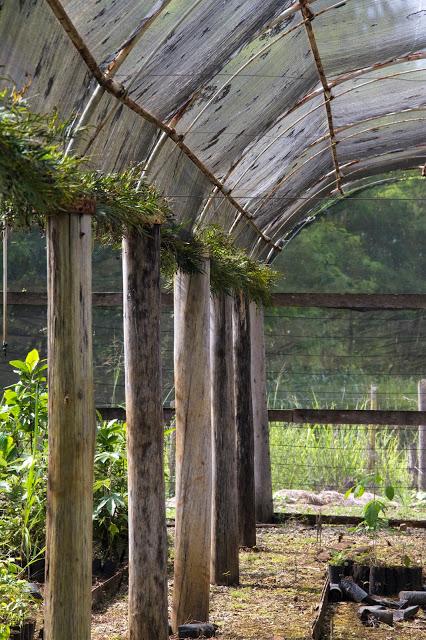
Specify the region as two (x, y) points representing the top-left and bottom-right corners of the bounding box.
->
(91, 523), (426, 639)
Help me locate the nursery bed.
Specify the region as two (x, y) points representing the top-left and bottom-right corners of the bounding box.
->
(91, 523), (426, 640)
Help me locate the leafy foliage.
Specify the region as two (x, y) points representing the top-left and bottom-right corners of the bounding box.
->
(0, 88), (169, 241)
(0, 560), (39, 637)
(345, 473), (395, 531)
(0, 89), (276, 301)
(93, 419), (128, 560)
(0, 351), (130, 567)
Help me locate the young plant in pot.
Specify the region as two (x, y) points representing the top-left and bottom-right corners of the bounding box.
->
(0, 560), (40, 640)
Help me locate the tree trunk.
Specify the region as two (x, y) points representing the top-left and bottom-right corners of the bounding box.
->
(418, 379), (426, 491)
(123, 225), (168, 640)
(45, 207), (95, 640)
(250, 302), (273, 523)
(210, 293), (239, 586)
(172, 261), (212, 630)
(233, 292), (256, 548)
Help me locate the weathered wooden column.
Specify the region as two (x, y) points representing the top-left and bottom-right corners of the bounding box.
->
(418, 379), (426, 491)
(123, 225), (168, 640)
(367, 385), (378, 473)
(233, 292), (256, 548)
(172, 260), (212, 630)
(45, 203), (96, 640)
(210, 292), (239, 586)
(250, 302), (273, 523)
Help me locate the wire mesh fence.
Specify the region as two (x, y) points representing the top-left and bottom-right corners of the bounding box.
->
(2, 227), (426, 522)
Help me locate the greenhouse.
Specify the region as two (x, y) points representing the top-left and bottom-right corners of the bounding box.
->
(1, 1), (426, 639)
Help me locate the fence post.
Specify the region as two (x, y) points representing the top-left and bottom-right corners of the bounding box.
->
(250, 302), (273, 523)
(172, 261), (212, 630)
(367, 385), (378, 473)
(418, 380), (426, 491)
(123, 225), (168, 640)
(168, 426), (176, 498)
(210, 292), (239, 585)
(233, 292), (256, 548)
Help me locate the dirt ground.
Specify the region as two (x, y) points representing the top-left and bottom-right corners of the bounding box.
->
(91, 522), (426, 640)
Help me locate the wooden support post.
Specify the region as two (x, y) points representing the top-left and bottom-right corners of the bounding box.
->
(250, 302), (273, 523)
(168, 427), (176, 498)
(418, 380), (426, 491)
(123, 225), (168, 640)
(367, 385), (378, 474)
(172, 261), (212, 630)
(210, 293), (239, 586)
(45, 207), (96, 640)
(233, 292), (256, 548)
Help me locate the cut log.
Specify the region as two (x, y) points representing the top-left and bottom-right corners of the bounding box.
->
(250, 303), (273, 523)
(210, 293), (239, 586)
(233, 292), (256, 548)
(172, 262), (212, 630)
(123, 225), (168, 640)
(45, 207), (96, 640)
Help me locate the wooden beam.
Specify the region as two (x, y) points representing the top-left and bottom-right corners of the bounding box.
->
(123, 225), (168, 640)
(45, 207), (95, 640)
(210, 293), (239, 586)
(172, 261), (212, 630)
(97, 406), (426, 427)
(0, 291), (174, 307)
(270, 292), (426, 310)
(250, 302), (273, 523)
(5, 291), (426, 310)
(269, 409), (426, 426)
(233, 292), (256, 548)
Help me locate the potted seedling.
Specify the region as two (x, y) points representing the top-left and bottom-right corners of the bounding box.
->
(0, 561), (39, 640)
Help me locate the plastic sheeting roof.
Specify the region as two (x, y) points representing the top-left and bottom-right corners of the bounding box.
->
(1, 0), (426, 260)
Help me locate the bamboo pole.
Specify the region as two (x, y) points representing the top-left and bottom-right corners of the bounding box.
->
(123, 225), (168, 640)
(172, 261), (212, 630)
(45, 205), (96, 640)
(250, 302), (273, 523)
(233, 292), (256, 548)
(418, 380), (426, 491)
(210, 292), (239, 586)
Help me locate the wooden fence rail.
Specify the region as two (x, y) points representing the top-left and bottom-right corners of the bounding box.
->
(97, 407), (426, 427)
(4, 291), (426, 310)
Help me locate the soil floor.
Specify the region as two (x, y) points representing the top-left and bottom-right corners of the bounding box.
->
(91, 522), (426, 640)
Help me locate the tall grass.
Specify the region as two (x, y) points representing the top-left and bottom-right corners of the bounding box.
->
(269, 422), (412, 499)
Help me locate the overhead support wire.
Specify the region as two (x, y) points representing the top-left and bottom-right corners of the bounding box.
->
(45, 0), (281, 252)
(299, 0), (343, 195)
